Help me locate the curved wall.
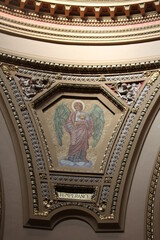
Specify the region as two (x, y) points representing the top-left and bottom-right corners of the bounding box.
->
(0, 33), (160, 65)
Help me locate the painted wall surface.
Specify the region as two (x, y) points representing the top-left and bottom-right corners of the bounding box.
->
(0, 110), (159, 240)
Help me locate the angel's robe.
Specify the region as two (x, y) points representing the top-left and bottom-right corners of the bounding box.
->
(65, 111), (93, 163)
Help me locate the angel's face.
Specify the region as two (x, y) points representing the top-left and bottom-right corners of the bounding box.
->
(74, 102), (83, 112)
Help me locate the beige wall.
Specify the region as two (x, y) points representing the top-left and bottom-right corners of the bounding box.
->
(0, 109), (159, 240)
(0, 33), (160, 65)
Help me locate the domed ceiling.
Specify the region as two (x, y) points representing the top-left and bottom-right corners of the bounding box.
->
(0, 1), (160, 239)
(0, 0), (160, 43)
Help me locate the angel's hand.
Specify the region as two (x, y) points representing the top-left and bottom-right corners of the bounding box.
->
(88, 131), (93, 137)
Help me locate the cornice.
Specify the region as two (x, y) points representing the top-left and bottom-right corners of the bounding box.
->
(1, 4), (160, 27)
(1, 0), (160, 20)
(41, 0), (155, 6)
(0, 51), (160, 74)
(0, 12), (160, 44)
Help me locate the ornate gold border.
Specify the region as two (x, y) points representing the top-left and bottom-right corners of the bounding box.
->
(0, 52), (160, 74)
(146, 151), (160, 240)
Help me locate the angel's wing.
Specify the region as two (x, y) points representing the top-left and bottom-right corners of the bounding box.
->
(88, 104), (105, 147)
(54, 103), (70, 146)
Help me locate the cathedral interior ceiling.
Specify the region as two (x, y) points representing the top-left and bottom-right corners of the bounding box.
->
(0, 61), (159, 235)
(0, 0), (160, 237)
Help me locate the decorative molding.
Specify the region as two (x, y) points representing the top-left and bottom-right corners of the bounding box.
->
(0, 12), (160, 44)
(0, 72), (40, 214)
(111, 79), (160, 215)
(17, 75), (53, 101)
(146, 151), (160, 240)
(1, 4), (160, 27)
(0, 5), (160, 25)
(0, 52), (160, 74)
(0, 0), (160, 20)
(113, 82), (143, 106)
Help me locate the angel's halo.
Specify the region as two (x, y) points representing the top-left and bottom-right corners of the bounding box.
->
(72, 100), (85, 111)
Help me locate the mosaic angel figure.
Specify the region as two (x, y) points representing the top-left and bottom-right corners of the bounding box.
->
(54, 100), (104, 167)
